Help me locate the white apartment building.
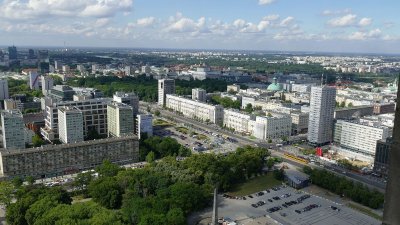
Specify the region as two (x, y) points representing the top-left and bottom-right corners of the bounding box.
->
(1, 110), (25, 150)
(41, 98), (112, 142)
(334, 120), (390, 156)
(192, 88), (207, 102)
(291, 83), (314, 93)
(158, 79), (175, 106)
(253, 115), (292, 140)
(136, 114), (153, 139)
(58, 107), (84, 144)
(266, 109), (309, 134)
(41, 76), (54, 96)
(227, 84), (240, 93)
(0, 79), (9, 100)
(29, 71), (40, 90)
(113, 92), (139, 115)
(107, 103), (134, 138)
(166, 94), (224, 124)
(307, 86), (336, 145)
(223, 109), (253, 133)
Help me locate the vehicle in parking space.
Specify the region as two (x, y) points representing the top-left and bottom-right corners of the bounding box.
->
(282, 204), (288, 208)
(267, 206), (283, 213)
(268, 199), (273, 202)
(272, 196), (281, 200)
(330, 206), (340, 211)
(251, 204), (258, 208)
(265, 189), (270, 193)
(248, 195), (254, 198)
(297, 194), (311, 203)
(242, 197), (246, 200)
(295, 209), (302, 214)
(281, 193), (291, 198)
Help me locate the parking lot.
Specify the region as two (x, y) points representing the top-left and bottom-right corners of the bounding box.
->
(218, 185), (380, 225)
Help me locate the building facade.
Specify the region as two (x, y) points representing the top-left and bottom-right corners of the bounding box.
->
(192, 88), (207, 102)
(41, 76), (54, 96)
(374, 138), (391, 177)
(29, 71), (40, 90)
(0, 135), (139, 178)
(307, 86), (336, 145)
(58, 107), (84, 144)
(166, 94), (224, 124)
(107, 103), (134, 137)
(136, 114), (153, 139)
(253, 115), (292, 140)
(1, 110), (25, 150)
(223, 109), (252, 133)
(334, 120), (390, 157)
(113, 92), (139, 115)
(0, 79), (9, 100)
(158, 79), (175, 106)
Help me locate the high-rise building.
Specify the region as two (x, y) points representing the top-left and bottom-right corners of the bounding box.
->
(383, 84), (400, 225)
(1, 110), (25, 149)
(48, 85), (75, 101)
(113, 92), (139, 115)
(136, 114), (153, 139)
(374, 138), (391, 177)
(28, 49), (35, 59)
(8, 46), (17, 60)
(0, 79), (9, 100)
(58, 107), (83, 144)
(192, 88), (207, 102)
(29, 71), (40, 90)
(41, 76), (54, 96)
(54, 61), (63, 71)
(307, 86), (336, 145)
(37, 50), (49, 63)
(125, 66), (134, 76)
(107, 102), (134, 137)
(158, 79), (175, 106)
(62, 65), (70, 73)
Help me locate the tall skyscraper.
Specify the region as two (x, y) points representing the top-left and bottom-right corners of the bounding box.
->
(41, 76), (54, 96)
(54, 60), (63, 71)
(382, 80), (400, 225)
(307, 86), (336, 145)
(1, 110), (25, 149)
(58, 107), (83, 144)
(8, 46), (17, 60)
(0, 79), (9, 100)
(158, 79), (175, 106)
(107, 102), (134, 137)
(29, 71), (40, 90)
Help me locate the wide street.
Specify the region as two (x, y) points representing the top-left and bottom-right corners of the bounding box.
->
(141, 102), (386, 192)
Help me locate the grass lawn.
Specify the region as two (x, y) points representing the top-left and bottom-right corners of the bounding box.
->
(176, 127), (189, 134)
(197, 134), (208, 140)
(347, 203), (383, 221)
(249, 136), (256, 140)
(228, 173), (282, 196)
(153, 119), (172, 126)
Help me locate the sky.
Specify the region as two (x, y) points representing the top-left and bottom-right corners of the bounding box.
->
(0, 0), (399, 53)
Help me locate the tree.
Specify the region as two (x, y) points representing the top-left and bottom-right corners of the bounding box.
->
(32, 135), (45, 147)
(89, 177), (123, 209)
(96, 160), (122, 177)
(0, 181), (14, 206)
(12, 177), (23, 188)
(267, 158), (275, 169)
(273, 168), (285, 181)
(348, 102), (353, 107)
(267, 112), (273, 117)
(154, 110), (160, 116)
(26, 176), (35, 185)
(166, 208), (186, 225)
(340, 101), (346, 107)
(268, 139), (272, 143)
(74, 171), (94, 191)
(244, 103), (253, 113)
(146, 151), (155, 163)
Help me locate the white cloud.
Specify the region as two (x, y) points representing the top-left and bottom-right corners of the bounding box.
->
(321, 8), (351, 16)
(359, 18), (372, 27)
(258, 0), (276, 5)
(279, 17), (294, 27)
(347, 29), (381, 40)
(136, 17), (156, 27)
(0, 0), (133, 20)
(327, 14), (357, 27)
(166, 16), (207, 33)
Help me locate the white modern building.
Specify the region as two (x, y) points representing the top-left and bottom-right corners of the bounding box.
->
(54, 60), (63, 71)
(58, 107), (84, 144)
(227, 84), (241, 93)
(223, 109), (253, 133)
(41, 98), (112, 142)
(0, 79), (9, 100)
(1, 110), (25, 149)
(107, 102), (134, 138)
(192, 88), (207, 102)
(253, 115), (292, 140)
(29, 71), (40, 90)
(334, 120), (390, 157)
(158, 79), (175, 106)
(307, 86), (336, 145)
(41, 76), (54, 96)
(136, 114), (153, 139)
(166, 94), (224, 124)
(113, 92), (139, 115)
(62, 65), (70, 73)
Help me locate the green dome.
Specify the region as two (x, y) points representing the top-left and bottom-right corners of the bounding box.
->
(267, 77), (282, 91)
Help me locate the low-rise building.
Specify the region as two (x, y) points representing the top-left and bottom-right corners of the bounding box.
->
(253, 115), (292, 140)
(166, 94), (224, 124)
(223, 109), (254, 133)
(192, 88), (207, 102)
(0, 135), (139, 178)
(334, 105), (374, 120)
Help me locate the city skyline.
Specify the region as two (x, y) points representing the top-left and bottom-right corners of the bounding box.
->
(0, 0), (399, 54)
